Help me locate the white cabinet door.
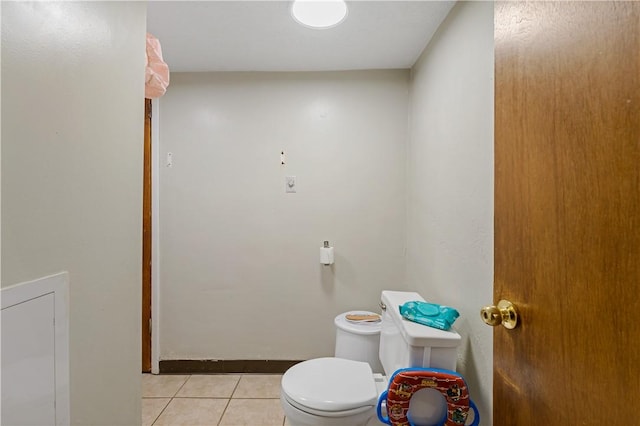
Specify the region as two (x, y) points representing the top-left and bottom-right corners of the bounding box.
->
(2, 293), (56, 426)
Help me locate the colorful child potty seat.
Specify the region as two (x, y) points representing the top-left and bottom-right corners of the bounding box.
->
(376, 368), (480, 426)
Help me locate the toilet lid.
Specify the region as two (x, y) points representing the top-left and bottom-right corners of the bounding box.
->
(281, 357), (378, 412)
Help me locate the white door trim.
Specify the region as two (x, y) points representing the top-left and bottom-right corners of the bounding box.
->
(151, 98), (161, 374)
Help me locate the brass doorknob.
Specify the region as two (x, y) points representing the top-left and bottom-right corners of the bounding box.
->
(480, 299), (518, 329)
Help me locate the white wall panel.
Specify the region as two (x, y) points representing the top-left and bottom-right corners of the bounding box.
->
(158, 71), (409, 360)
(406, 2), (494, 423)
(1, 2), (146, 424)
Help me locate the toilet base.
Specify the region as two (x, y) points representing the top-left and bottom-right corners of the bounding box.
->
(280, 375), (388, 426)
(281, 394), (383, 426)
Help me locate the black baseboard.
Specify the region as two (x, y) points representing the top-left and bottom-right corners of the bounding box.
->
(159, 359), (303, 374)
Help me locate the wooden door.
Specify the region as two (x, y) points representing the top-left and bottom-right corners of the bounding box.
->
(142, 98), (152, 372)
(494, 2), (640, 424)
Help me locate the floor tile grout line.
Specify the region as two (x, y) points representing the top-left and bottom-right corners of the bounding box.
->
(230, 375), (243, 399)
(149, 374), (190, 426)
(231, 374), (283, 400)
(149, 397), (172, 426)
(172, 374), (192, 398)
(172, 396), (279, 399)
(217, 375), (242, 426)
(216, 398), (232, 426)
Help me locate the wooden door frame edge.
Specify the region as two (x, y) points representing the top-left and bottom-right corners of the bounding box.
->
(143, 99), (152, 372)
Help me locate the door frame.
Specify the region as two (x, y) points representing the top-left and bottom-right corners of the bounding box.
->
(142, 98), (161, 374)
(142, 99), (152, 372)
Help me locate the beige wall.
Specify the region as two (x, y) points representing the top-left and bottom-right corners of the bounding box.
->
(158, 71), (409, 360)
(406, 1), (494, 423)
(1, 2), (146, 424)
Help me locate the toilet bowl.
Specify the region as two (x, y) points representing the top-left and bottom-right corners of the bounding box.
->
(281, 358), (388, 426)
(281, 291), (462, 426)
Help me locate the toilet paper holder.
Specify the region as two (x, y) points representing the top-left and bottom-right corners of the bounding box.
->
(320, 241), (334, 265)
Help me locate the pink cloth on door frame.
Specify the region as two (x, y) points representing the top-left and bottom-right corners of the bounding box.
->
(145, 32), (169, 99)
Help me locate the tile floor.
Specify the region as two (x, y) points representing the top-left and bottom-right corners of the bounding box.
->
(142, 374), (292, 426)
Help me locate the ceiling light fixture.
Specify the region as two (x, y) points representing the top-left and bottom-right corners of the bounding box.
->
(291, 0), (348, 29)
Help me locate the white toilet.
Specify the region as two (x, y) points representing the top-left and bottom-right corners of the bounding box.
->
(280, 291), (462, 426)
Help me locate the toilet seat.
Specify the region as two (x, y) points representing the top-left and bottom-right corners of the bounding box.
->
(281, 357), (378, 415)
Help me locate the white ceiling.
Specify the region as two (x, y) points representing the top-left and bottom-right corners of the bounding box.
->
(146, 1), (456, 72)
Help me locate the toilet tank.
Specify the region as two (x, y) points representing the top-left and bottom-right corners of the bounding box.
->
(379, 291), (461, 375)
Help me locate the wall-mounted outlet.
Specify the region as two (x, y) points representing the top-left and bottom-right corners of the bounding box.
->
(285, 176), (296, 193)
